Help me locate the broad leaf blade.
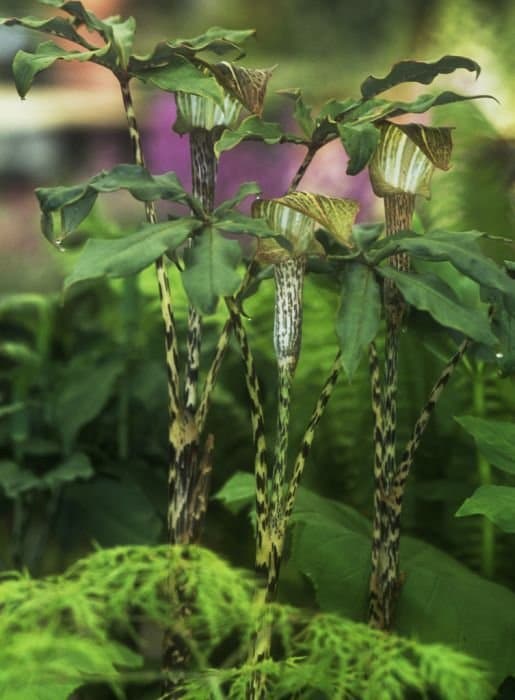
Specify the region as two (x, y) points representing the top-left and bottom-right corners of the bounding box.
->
(456, 485), (515, 533)
(361, 55), (481, 99)
(182, 228), (242, 314)
(168, 26), (256, 57)
(64, 219), (198, 289)
(336, 263), (381, 379)
(455, 416), (515, 474)
(378, 267), (496, 345)
(12, 41), (106, 98)
(133, 55), (225, 105)
(213, 181), (261, 215)
(278, 88), (315, 137)
(214, 211), (277, 238)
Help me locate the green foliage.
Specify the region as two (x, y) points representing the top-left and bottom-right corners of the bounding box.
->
(0, 544), (493, 700)
(217, 472), (515, 686)
(360, 55), (481, 99)
(214, 115), (287, 156)
(182, 227), (242, 314)
(455, 416), (515, 475)
(336, 262), (381, 379)
(457, 485), (515, 533)
(36, 165), (196, 245)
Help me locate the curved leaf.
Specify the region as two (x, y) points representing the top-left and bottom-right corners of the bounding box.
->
(455, 416), (515, 474)
(12, 42), (107, 98)
(214, 115), (285, 156)
(64, 218), (198, 289)
(182, 227), (242, 314)
(360, 55), (481, 99)
(278, 88), (315, 137)
(336, 263), (381, 379)
(133, 56), (225, 105)
(378, 267), (496, 345)
(211, 62), (275, 116)
(456, 485), (515, 533)
(370, 230), (515, 301)
(167, 26), (256, 57)
(36, 165), (193, 244)
(0, 14), (89, 47)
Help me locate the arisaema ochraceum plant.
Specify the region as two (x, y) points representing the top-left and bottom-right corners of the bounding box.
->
(2, 2), (515, 697)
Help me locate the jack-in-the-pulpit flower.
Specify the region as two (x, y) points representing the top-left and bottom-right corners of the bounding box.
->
(252, 193), (359, 374)
(369, 121), (453, 199)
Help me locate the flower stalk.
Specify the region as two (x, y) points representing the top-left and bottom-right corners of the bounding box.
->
(367, 121), (455, 629)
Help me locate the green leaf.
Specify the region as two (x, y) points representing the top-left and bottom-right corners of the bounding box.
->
(167, 26), (256, 56)
(103, 16), (135, 70)
(64, 218), (198, 289)
(278, 88), (315, 137)
(0, 14), (88, 48)
(351, 223), (383, 251)
(361, 55), (481, 99)
(455, 416), (515, 475)
(456, 485), (515, 533)
(344, 92), (492, 128)
(36, 165), (193, 244)
(182, 228), (242, 314)
(336, 263), (381, 379)
(378, 267), (496, 345)
(337, 122), (379, 175)
(370, 230), (515, 300)
(214, 115), (284, 156)
(213, 182), (261, 215)
(288, 487), (515, 686)
(133, 55), (224, 105)
(214, 471), (256, 515)
(214, 211), (277, 238)
(12, 41), (107, 98)
(42, 452), (94, 489)
(54, 360), (124, 448)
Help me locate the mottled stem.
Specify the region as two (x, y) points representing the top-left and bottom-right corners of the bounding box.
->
(368, 192), (414, 630)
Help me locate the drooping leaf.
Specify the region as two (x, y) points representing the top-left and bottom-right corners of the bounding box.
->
(360, 55), (481, 99)
(278, 88), (315, 137)
(182, 227), (242, 314)
(377, 267), (496, 345)
(336, 263), (381, 379)
(370, 230), (515, 301)
(337, 122), (380, 175)
(0, 14), (89, 48)
(214, 115), (285, 156)
(54, 360), (124, 448)
(64, 218), (199, 289)
(12, 41), (108, 98)
(456, 485), (515, 533)
(133, 55), (225, 105)
(36, 165), (194, 244)
(455, 416), (515, 475)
